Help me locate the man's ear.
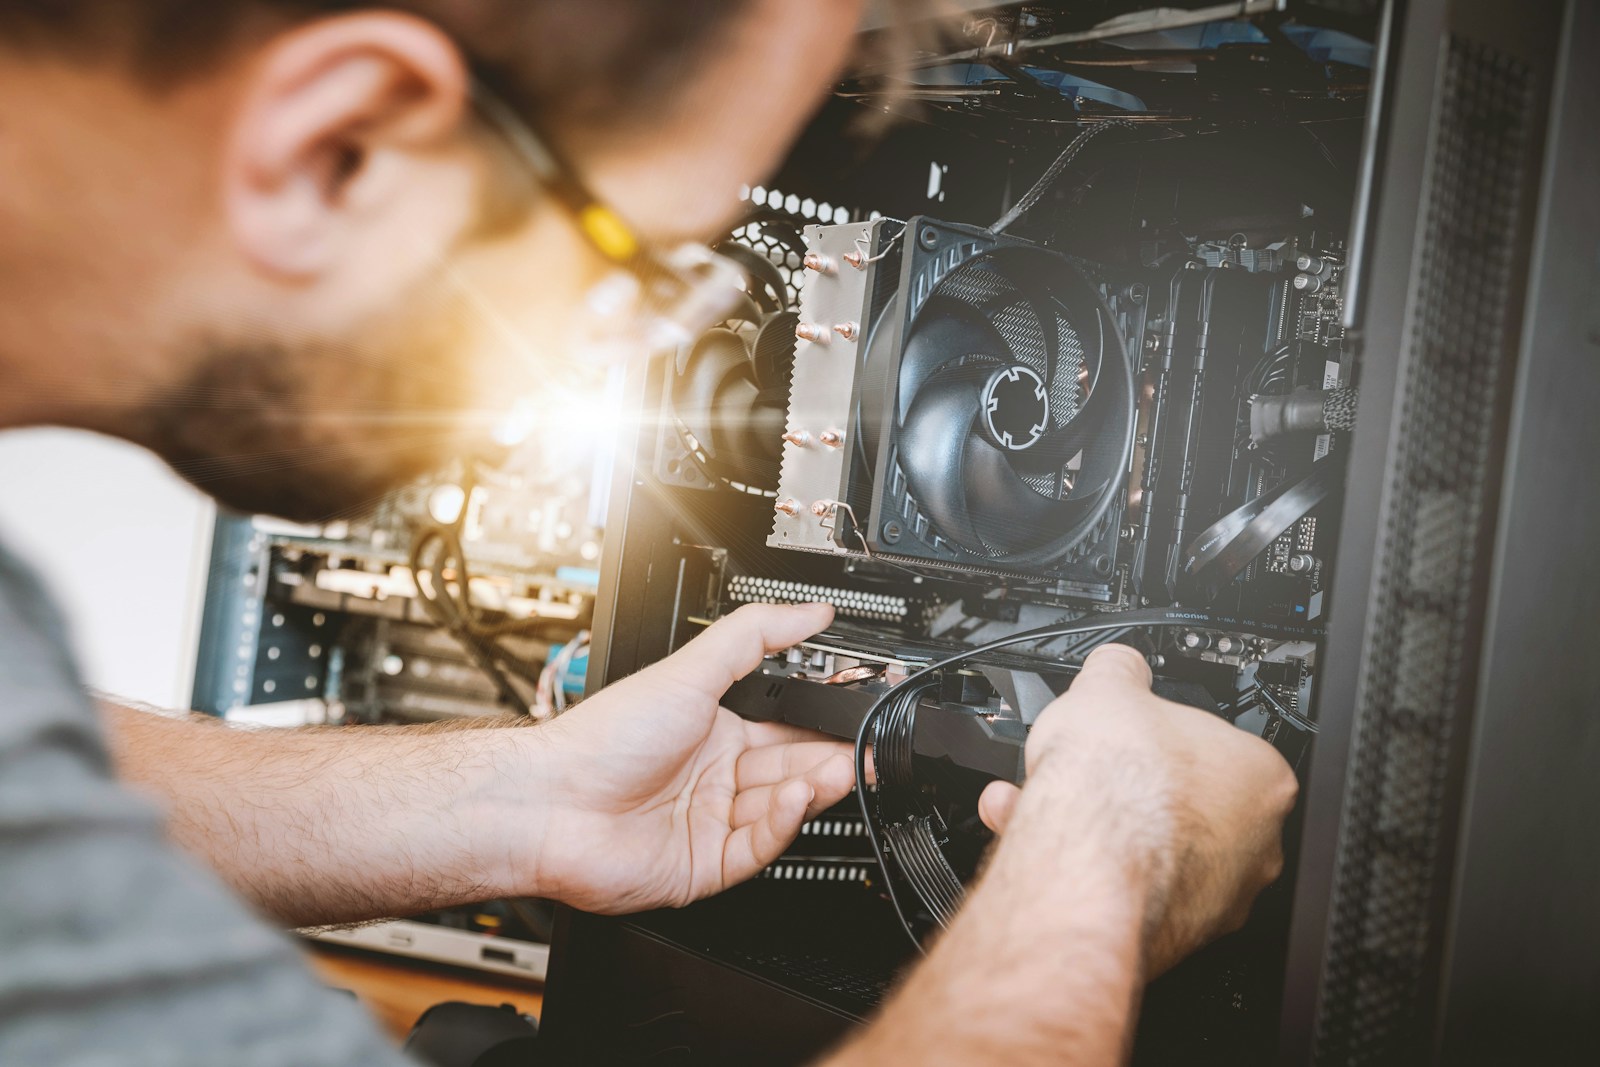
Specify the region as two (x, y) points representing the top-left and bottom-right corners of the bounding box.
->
(224, 12), (471, 278)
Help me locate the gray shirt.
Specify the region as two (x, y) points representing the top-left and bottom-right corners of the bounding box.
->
(0, 539), (410, 1066)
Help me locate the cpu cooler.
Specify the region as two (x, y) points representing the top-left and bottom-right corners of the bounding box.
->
(860, 222), (1137, 573)
(770, 218), (1137, 582)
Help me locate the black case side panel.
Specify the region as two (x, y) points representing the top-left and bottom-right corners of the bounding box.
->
(1435, 1), (1600, 1060)
(1283, 0), (1568, 1063)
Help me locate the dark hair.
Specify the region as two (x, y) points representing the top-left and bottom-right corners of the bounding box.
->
(0, 1), (753, 141)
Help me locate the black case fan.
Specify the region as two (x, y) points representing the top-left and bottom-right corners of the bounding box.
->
(868, 234), (1137, 569)
(667, 219), (803, 495)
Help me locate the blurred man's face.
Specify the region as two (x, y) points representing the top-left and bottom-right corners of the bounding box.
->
(0, 2), (864, 520)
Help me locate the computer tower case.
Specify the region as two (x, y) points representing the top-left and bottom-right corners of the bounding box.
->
(538, 1), (1598, 1063)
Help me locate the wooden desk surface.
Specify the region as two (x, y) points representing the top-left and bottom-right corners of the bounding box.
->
(307, 943), (545, 1043)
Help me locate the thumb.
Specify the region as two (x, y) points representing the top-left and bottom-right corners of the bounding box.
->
(1074, 642), (1154, 692)
(654, 603), (834, 696)
(978, 780), (1021, 834)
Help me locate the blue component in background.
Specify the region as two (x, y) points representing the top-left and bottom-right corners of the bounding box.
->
(917, 62), (1148, 112)
(556, 566), (601, 590)
(548, 643), (590, 696)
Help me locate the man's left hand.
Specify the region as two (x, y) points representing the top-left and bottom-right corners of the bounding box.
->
(530, 603), (854, 914)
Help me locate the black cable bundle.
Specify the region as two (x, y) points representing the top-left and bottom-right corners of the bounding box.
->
(856, 680), (941, 947)
(868, 680), (966, 932)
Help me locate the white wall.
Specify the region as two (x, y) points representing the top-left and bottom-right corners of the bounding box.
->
(0, 429), (215, 709)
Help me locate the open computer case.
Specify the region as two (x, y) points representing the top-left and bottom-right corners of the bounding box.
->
(530, 0), (1598, 1064)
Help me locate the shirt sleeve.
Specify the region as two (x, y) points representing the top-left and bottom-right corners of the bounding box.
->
(0, 546), (416, 1067)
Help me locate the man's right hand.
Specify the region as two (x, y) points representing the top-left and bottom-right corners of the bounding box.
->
(975, 643), (1299, 976)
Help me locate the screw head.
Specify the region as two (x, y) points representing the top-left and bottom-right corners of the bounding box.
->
(918, 226), (939, 250)
(881, 521), (904, 544)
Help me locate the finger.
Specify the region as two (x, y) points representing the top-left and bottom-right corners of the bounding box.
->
(743, 719), (836, 747)
(731, 752), (856, 827)
(722, 778), (813, 887)
(743, 722), (875, 785)
(658, 603), (835, 696)
(734, 740), (852, 792)
(806, 752), (858, 813)
(729, 782), (780, 829)
(978, 780), (1021, 834)
(1077, 641), (1154, 691)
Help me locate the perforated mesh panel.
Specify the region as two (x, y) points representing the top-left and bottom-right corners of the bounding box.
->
(1313, 36), (1537, 1064)
(730, 220), (808, 306)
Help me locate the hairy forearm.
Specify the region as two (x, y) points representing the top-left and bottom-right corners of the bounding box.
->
(100, 702), (554, 928)
(828, 772), (1155, 1066)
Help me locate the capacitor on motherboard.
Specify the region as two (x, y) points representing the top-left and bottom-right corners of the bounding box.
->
(1295, 252), (1329, 275)
(1288, 553), (1319, 575)
(1293, 272), (1325, 294)
(1181, 631), (1213, 651)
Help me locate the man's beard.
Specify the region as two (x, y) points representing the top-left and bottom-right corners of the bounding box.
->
(133, 328), (484, 523)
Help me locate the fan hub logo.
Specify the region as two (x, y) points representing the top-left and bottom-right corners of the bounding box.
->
(982, 366), (1050, 451)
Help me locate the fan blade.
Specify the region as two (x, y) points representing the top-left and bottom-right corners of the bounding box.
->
(1012, 314), (1133, 491)
(674, 328), (750, 450)
(1008, 381), (1110, 476)
(896, 296), (1010, 424)
(898, 366), (988, 550)
(722, 291), (765, 330)
(962, 435), (1099, 555)
(971, 259), (1063, 373)
(715, 242), (789, 315)
(713, 375), (783, 479)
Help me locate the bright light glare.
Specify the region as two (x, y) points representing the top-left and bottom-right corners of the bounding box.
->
(492, 368), (631, 467)
(427, 483), (467, 525)
(535, 385), (629, 450)
(493, 396), (540, 448)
